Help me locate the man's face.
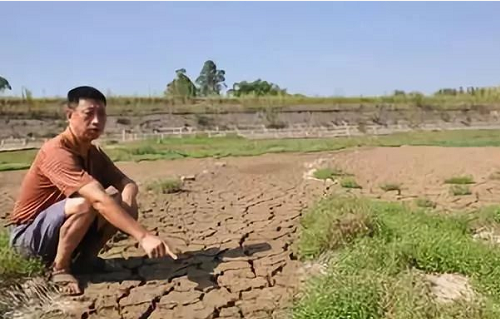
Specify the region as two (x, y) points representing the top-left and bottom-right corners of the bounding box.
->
(68, 98), (107, 142)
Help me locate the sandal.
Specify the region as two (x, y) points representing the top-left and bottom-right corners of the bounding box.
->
(50, 269), (83, 296)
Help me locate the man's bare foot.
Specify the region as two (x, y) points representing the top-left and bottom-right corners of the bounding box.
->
(50, 269), (82, 296)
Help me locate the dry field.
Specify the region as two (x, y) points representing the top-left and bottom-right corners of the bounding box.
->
(2, 146), (500, 318)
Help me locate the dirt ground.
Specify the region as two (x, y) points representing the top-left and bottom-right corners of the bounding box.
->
(2, 146), (500, 318)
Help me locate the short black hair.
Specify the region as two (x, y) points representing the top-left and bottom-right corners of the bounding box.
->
(67, 86), (106, 108)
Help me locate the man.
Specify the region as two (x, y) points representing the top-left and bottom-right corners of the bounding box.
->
(8, 86), (177, 296)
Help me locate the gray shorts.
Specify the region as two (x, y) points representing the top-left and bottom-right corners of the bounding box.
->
(9, 199), (98, 265)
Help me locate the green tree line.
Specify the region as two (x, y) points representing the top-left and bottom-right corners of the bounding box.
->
(165, 60), (287, 98)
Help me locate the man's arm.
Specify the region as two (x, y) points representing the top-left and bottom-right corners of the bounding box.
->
(99, 148), (139, 216)
(118, 176), (139, 219)
(78, 180), (176, 259)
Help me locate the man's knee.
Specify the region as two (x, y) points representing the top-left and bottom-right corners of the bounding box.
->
(64, 187), (120, 217)
(64, 197), (93, 217)
(106, 186), (122, 204)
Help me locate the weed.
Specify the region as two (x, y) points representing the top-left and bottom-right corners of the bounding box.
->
(0, 231), (44, 283)
(340, 177), (361, 189)
(313, 167), (348, 180)
(146, 178), (182, 194)
(444, 175), (475, 184)
(298, 197), (375, 259)
(450, 185), (472, 196)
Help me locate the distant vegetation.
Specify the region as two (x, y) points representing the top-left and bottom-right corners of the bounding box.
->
(0, 76), (11, 92)
(4, 59), (500, 118)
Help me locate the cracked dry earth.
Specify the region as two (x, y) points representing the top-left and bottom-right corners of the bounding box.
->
(1, 152), (327, 319)
(4, 146), (500, 318)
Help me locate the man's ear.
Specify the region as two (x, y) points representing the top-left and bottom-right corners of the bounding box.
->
(64, 105), (73, 120)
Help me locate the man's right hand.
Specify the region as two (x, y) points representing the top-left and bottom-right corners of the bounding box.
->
(140, 234), (178, 260)
(78, 181), (178, 260)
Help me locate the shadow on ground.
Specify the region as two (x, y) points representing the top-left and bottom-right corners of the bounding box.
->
(77, 242), (272, 292)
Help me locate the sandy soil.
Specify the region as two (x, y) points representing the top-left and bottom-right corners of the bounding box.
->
(2, 146), (500, 318)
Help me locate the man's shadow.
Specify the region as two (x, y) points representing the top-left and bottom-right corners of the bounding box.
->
(78, 242), (272, 292)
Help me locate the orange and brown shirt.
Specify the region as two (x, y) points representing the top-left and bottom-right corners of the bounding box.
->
(9, 127), (127, 225)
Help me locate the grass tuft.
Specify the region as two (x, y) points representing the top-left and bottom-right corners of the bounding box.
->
(340, 177), (362, 189)
(313, 167), (349, 180)
(146, 178), (183, 194)
(450, 185), (472, 196)
(444, 175), (475, 184)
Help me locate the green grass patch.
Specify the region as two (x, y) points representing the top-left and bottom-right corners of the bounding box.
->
(450, 185), (472, 196)
(0, 231), (44, 283)
(0, 162), (31, 172)
(146, 178), (183, 194)
(294, 197), (500, 318)
(444, 175), (475, 184)
(313, 167), (348, 180)
(340, 177), (362, 189)
(3, 129), (500, 172)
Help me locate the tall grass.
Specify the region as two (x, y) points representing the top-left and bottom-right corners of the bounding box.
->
(3, 90), (500, 118)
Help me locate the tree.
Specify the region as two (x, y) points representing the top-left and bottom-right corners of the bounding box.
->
(227, 79), (287, 97)
(0, 76), (12, 92)
(165, 69), (197, 98)
(195, 60), (226, 96)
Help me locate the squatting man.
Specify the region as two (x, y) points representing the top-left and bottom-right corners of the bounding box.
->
(8, 86), (177, 295)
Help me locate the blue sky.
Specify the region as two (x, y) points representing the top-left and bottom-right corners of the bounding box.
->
(1, 1), (500, 97)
